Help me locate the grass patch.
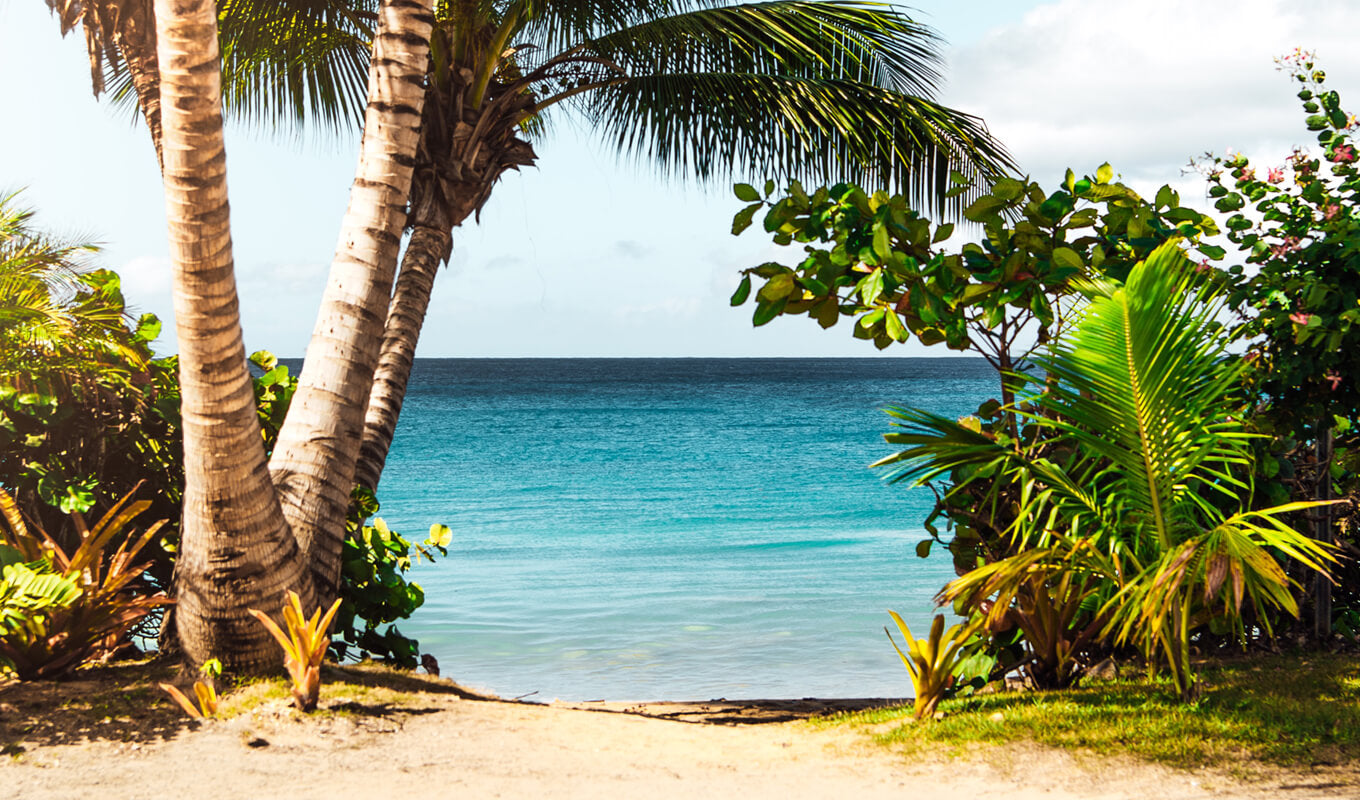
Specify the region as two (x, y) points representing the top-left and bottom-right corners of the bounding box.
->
(827, 652), (1360, 770)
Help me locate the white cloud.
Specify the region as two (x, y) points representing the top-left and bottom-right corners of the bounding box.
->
(945, 0), (1360, 186)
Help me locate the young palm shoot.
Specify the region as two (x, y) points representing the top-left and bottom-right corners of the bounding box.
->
(249, 590), (343, 712)
(886, 611), (976, 720)
(160, 658), (223, 719)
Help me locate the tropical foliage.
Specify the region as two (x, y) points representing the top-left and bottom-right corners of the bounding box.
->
(728, 166), (1221, 405)
(0, 486), (170, 679)
(249, 590), (344, 711)
(885, 611), (980, 720)
(879, 242), (1335, 700)
(0, 192), (178, 539)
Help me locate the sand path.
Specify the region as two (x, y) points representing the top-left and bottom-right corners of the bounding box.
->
(5, 682), (1349, 800)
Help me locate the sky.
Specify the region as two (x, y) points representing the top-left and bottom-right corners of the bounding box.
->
(2, 0), (1359, 357)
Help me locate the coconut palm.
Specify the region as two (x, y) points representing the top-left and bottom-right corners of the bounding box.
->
(45, 0), (163, 166)
(152, 0), (313, 671)
(149, 0), (434, 670)
(354, 0), (1018, 490)
(52, 0), (1013, 658)
(876, 241), (1337, 700)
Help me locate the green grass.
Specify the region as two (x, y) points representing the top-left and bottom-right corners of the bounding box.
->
(826, 652), (1360, 771)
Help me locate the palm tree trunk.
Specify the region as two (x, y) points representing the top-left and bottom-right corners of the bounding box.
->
(352, 75), (538, 492)
(113, 0), (164, 168)
(154, 0), (312, 673)
(354, 220), (450, 492)
(268, 0), (434, 606)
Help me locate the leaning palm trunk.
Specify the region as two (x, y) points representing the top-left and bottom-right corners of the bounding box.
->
(268, 0), (435, 606)
(154, 0), (312, 673)
(355, 73), (537, 491)
(354, 222), (448, 493)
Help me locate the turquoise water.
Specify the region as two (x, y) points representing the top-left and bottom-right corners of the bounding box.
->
(375, 358), (997, 701)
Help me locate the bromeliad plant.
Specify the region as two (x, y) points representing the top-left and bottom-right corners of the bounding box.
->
(877, 241), (1338, 700)
(249, 590), (343, 712)
(885, 611), (979, 720)
(0, 486), (171, 679)
(159, 658), (223, 719)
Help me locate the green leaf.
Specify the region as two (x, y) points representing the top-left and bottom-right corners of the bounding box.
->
(915, 539), (933, 558)
(752, 299), (785, 327)
(872, 225), (891, 260)
(758, 272), (796, 303)
(884, 308), (907, 341)
(731, 202), (761, 235)
(963, 196), (1006, 222)
(1096, 163), (1115, 184)
(1051, 247), (1083, 270)
(730, 275), (752, 306)
(763, 179), (776, 197)
(734, 183), (761, 202)
(992, 178), (1026, 201)
(859, 269), (886, 304)
(135, 314), (162, 342)
(932, 223), (955, 244)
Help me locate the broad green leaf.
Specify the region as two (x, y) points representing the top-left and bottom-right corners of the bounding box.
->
(884, 308), (907, 341)
(730, 275), (752, 306)
(1096, 163), (1115, 184)
(731, 203), (761, 235)
(1051, 247), (1083, 270)
(758, 272), (796, 303)
(734, 183), (760, 202)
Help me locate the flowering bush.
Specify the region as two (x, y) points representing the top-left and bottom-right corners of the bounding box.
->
(1202, 50), (1360, 439)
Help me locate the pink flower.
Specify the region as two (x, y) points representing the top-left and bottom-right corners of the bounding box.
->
(1240, 167), (1257, 182)
(1332, 143), (1356, 163)
(1267, 167), (1285, 184)
(1270, 236), (1302, 258)
(1325, 370), (1343, 391)
(1325, 204), (1344, 221)
(1290, 312), (1313, 325)
(1195, 260), (1214, 274)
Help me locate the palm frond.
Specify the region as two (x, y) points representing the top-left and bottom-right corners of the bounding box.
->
(580, 73), (1008, 212)
(216, 0), (377, 136)
(1031, 241), (1252, 548)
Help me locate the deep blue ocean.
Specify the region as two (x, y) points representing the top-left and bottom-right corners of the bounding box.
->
(373, 358), (997, 701)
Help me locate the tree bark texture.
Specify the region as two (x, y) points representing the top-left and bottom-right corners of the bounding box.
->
(268, 0), (434, 605)
(354, 71), (536, 491)
(155, 0), (312, 673)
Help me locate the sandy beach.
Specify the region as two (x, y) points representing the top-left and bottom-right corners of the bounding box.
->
(2, 664), (1353, 800)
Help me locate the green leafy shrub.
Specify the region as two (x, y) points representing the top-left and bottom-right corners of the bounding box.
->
(0, 486), (171, 679)
(880, 242), (1337, 700)
(333, 486), (449, 668)
(1198, 51), (1360, 638)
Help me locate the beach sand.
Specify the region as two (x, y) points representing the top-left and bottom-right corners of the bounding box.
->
(1, 663), (1351, 800)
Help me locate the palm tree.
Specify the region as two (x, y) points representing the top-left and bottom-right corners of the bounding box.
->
(51, 0), (1013, 661)
(149, 0), (434, 670)
(877, 241), (1336, 700)
(152, 0), (313, 671)
(354, 0), (1017, 489)
(0, 192), (139, 380)
(263, 0), (436, 609)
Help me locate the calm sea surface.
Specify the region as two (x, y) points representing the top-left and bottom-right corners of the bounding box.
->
(373, 358), (997, 701)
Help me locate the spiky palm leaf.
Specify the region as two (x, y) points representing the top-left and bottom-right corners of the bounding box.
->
(0, 193), (145, 382)
(878, 240), (1337, 700)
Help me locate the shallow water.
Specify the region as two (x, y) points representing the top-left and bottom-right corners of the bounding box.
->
(373, 358), (997, 701)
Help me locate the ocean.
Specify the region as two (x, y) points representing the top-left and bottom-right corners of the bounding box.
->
(374, 357), (998, 702)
